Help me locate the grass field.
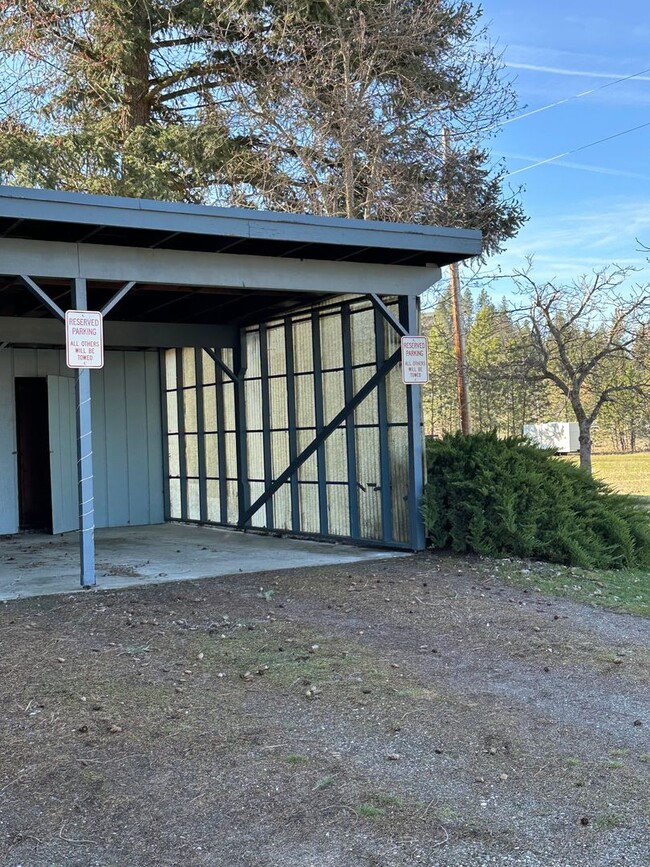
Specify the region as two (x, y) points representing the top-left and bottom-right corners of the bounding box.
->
(564, 452), (650, 500)
(591, 452), (650, 497)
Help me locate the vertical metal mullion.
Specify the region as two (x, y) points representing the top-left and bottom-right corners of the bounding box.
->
(73, 277), (96, 588)
(374, 306), (393, 543)
(259, 323), (274, 529)
(158, 350), (171, 522)
(234, 330), (250, 527)
(341, 303), (360, 538)
(284, 316), (301, 532)
(175, 348), (188, 521)
(194, 347), (207, 523)
(311, 309), (329, 536)
(214, 352), (228, 524)
(399, 295), (426, 551)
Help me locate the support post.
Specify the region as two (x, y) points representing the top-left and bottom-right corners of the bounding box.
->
(214, 354), (229, 523)
(374, 307), (394, 543)
(284, 317), (301, 532)
(341, 304), (360, 538)
(234, 331), (250, 528)
(73, 277), (96, 587)
(311, 310), (329, 536)
(258, 324), (274, 530)
(399, 295), (427, 551)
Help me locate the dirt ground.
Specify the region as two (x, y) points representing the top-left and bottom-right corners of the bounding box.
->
(0, 551), (648, 867)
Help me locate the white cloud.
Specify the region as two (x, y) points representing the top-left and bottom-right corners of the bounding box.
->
(496, 42), (650, 106)
(505, 62), (650, 81)
(488, 199), (650, 283)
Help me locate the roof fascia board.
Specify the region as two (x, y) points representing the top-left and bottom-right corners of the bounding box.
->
(0, 186), (482, 257)
(0, 238), (442, 296)
(0, 316), (237, 349)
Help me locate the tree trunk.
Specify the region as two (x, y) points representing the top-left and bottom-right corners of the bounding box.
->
(123, 41), (151, 131)
(119, 4), (152, 133)
(578, 419), (592, 474)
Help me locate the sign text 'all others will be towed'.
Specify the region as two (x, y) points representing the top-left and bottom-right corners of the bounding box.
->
(65, 310), (105, 369)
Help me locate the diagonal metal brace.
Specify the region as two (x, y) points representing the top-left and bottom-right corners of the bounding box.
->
(18, 275), (65, 320)
(369, 293), (409, 337)
(237, 347), (402, 529)
(100, 281), (136, 317)
(204, 346), (238, 383)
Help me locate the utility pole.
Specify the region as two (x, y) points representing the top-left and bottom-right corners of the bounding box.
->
(443, 127), (472, 434)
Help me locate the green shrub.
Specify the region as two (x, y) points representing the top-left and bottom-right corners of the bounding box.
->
(422, 432), (650, 570)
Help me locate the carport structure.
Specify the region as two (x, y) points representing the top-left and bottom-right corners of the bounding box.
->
(0, 186), (481, 588)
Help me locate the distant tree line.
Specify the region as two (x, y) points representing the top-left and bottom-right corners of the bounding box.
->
(423, 267), (650, 464)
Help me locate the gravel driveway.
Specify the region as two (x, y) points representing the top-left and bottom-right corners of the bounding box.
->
(0, 551), (648, 866)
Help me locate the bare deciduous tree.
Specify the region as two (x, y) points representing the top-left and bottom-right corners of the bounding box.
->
(217, 0), (524, 253)
(509, 267), (650, 473)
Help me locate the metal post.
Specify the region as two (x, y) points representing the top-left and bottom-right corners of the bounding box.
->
(399, 295), (427, 551)
(73, 278), (96, 587)
(194, 347), (208, 523)
(284, 317), (301, 532)
(310, 310), (329, 536)
(374, 307), (394, 543)
(175, 349), (188, 520)
(234, 330), (250, 527)
(158, 351), (171, 522)
(258, 324), (274, 529)
(214, 355), (228, 523)
(341, 304), (360, 538)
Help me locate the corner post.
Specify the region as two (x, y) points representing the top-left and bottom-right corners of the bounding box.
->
(73, 278), (96, 587)
(399, 295), (427, 551)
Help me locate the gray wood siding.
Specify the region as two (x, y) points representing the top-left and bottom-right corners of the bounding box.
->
(0, 350), (18, 534)
(47, 375), (78, 534)
(0, 349), (164, 534)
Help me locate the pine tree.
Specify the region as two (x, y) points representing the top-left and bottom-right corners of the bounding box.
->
(0, 0), (262, 198)
(1, 0), (525, 252)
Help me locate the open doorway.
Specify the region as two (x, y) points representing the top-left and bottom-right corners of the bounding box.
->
(15, 377), (53, 532)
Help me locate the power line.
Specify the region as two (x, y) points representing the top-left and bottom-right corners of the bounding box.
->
(506, 119), (650, 177)
(473, 65), (650, 140)
(499, 66), (650, 128)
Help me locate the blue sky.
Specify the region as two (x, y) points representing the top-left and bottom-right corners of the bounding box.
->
(479, 0), (650, 282)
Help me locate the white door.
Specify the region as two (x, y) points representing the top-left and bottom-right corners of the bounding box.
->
(48, 375), (78, 534)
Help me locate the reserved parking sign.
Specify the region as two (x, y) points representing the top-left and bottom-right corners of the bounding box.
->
(65, 310), (104, 369)
(400, 335), (429, 384)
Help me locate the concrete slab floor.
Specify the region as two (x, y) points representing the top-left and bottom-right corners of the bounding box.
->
(0, 523), (407, 602)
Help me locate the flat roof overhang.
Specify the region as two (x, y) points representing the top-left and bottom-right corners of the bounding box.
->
(0, 186), (482, 330)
